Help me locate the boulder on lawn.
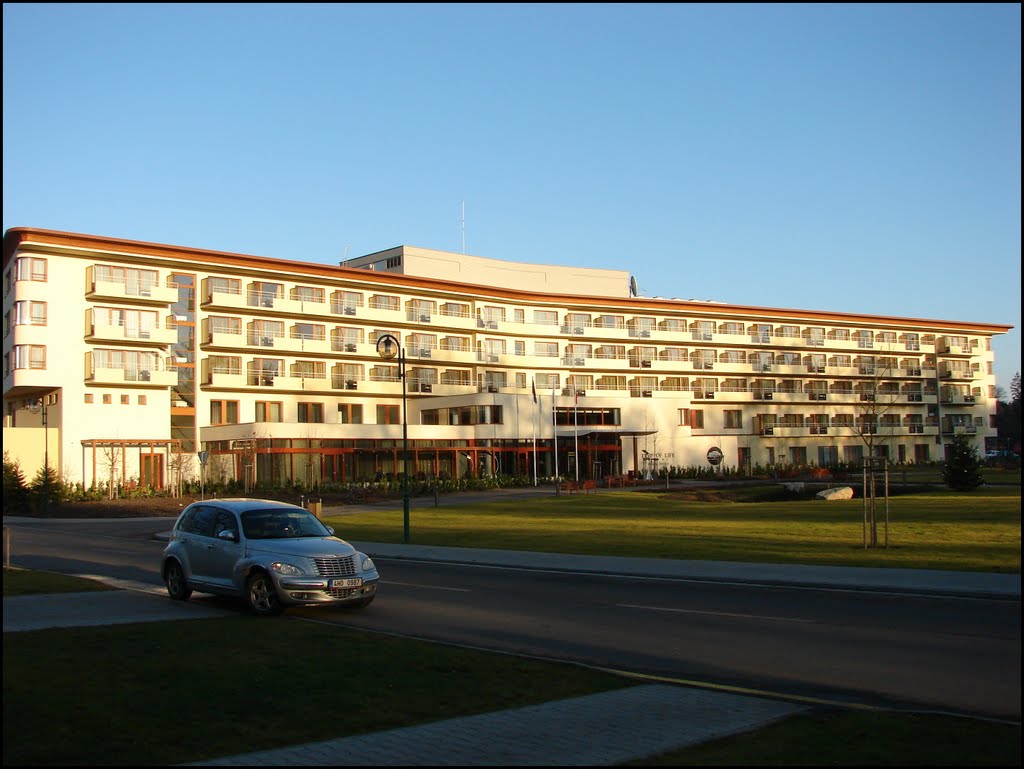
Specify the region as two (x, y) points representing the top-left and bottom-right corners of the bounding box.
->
(816, 486), (854, 501)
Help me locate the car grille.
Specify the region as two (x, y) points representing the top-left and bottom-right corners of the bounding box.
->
(313, 555), (357, 577)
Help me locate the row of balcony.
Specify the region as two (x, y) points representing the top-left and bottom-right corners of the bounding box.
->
(195, 329), (979, 380)
(196, 365), (983, 405)
(81, 266), (984, 359)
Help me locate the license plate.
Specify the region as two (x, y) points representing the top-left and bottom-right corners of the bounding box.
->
(331, 578), (362, 588)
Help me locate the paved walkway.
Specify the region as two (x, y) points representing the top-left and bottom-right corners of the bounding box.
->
(182, 684), (805, 766)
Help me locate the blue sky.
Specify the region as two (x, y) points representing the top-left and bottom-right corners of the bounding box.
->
(4, 3), (1020, 391)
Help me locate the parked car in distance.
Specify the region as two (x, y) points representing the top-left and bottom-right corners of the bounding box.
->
(161, 498), (379, 616)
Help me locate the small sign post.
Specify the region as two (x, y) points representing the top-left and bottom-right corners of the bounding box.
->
(197, 451), (209, 500)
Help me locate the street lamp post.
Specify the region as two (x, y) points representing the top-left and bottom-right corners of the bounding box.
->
(376, 334), (410, 543)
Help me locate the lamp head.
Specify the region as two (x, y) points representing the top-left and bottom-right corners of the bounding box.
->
(376, 334), (399, 360)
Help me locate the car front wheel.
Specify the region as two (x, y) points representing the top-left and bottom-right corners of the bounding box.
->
(165, 560), (192, 601)
(245, 571), (283, 616)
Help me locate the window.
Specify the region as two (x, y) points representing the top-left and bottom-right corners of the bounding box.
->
(121, 395), (130, 404)
(84, 393), (94, 404)
(92, 349), (160, 380)
(332, 326), (363, 351)
(291, 323), (325, 341)
(209, 276), (241, 295)
(440, 301), (470, 319)
(595, 315), (624, 329)
(93, 307), (158, 338)
(377, 404), (400, 424)
(408, 299), (436, 321)
(337, 403), (363, 424)
(291, 286), (325, 304)
(210, 400), (239, 425)
(14, 301), (47, 326)
(369, 294), (400, 311)
(297, 402), (324, 423)
(208, 355), (241, 375)
(818, 446), (839, 465)
(482, 306), (506, 324)
(292, 360), (325, 380)
(208, 316), (241, 336)
(249, 281), (282, 308)
(16, 257), (48, 282)
(332, 290), (364, 314)
(256, 401), (282, 422)
(249, 319), (284, 346)
(138, 395), (147, 405)
(102, 394), (112, 404)
(679, 409), (704, 428)
(94, 265), (158, 295)
(724, 410), (743, 429)
(533, 309), (558, 326)
(14, 345), (46, 370)
(534, 341), (559, 358)
(855, 330), (874, 348)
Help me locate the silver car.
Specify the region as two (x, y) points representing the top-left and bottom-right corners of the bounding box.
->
(161, 498), (379, 616)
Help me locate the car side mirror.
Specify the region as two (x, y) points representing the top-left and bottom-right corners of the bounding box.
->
(217, 529), (238, 542)
(326, 526), (335, 535)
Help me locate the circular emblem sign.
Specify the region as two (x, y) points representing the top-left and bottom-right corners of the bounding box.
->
(706, 446), (724, 466)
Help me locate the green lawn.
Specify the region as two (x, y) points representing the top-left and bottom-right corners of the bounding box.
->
(322, 485), (1021, 573)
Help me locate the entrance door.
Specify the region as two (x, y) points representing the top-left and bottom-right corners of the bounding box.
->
(140, 453), (164, 490)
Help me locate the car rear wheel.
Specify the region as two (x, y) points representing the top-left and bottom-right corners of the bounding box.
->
(165, 560), (192, 601)
(246, 571), (283, 616)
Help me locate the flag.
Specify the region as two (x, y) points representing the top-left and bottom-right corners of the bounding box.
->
(532, 380), (537, 403)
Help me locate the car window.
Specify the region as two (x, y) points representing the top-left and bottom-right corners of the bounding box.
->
(241, 508), (331, 539)
(174, 507), (197, 533)
(184, 505), (218, 537)
(212, 509), (239, 539)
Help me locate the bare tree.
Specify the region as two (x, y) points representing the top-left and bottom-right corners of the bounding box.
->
(849, 346), (901, 548)
(167, 451), (194, 498)
(99, 442), (123, 500)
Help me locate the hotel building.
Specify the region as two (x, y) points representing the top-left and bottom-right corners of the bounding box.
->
(2, 227), (1012, 491)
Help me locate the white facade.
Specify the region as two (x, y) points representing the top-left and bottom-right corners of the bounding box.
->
(2, 228), (1012, 490)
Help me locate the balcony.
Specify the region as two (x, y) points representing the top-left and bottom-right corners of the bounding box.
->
(87, 321), (176, 346)
(88, 277), (177, 306)
(87, 364), (177, 387)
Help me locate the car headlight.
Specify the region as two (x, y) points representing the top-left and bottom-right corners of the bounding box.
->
(270, 561), (303, 576)
(361, 555), (376, 572)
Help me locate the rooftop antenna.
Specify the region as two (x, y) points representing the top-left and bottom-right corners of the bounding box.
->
(461, 201), (465, 254)
(629, 275), (639, 297)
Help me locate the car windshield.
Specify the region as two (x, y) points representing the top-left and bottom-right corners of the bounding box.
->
(240, 508), (332, 540)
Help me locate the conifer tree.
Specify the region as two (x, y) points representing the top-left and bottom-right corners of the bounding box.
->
(941, 434), (984, 491)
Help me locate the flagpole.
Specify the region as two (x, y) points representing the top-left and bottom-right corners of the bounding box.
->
(574, 384), (579, 483)
(552, 382), (559, 484)
(532, 378), (538, 486)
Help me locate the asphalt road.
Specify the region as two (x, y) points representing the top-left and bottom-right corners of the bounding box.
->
(3, 515), (1020, 720)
